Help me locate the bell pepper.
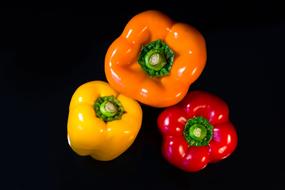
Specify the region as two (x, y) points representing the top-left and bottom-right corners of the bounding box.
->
(157, 91), (238, 172)
(67, 81), (142, 161)
(105, 10), (207, 107)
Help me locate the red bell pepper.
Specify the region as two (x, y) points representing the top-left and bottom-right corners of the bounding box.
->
(157, 91), (238, 172)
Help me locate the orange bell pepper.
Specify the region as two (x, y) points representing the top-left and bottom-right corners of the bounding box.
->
(105, 10), (207, 107)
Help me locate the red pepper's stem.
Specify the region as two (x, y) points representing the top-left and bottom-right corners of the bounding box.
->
(183, 116), (213, 146)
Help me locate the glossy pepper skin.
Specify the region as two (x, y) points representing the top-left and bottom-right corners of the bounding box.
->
(67, 81), (142, 161)
(157, 91), (237, 172)
(105, 10), (206, 107)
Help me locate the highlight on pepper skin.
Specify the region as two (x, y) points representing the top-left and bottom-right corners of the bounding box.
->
(105, 10), (207, 107)
(157, 91), (238, 172)
(67, 81), (142, 161)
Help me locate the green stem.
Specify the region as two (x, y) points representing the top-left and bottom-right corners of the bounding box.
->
(183, 116), (213, 146)
(99, 101), (118, 117)
(138, 39), (174, 77)
(94, 96), (124, 122)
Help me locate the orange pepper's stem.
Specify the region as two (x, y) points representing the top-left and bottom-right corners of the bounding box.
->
(145, 50), (167, 71)
(138, 39), (175, 77)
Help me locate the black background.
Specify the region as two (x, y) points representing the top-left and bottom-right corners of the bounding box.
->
(1, 1), (284, 189)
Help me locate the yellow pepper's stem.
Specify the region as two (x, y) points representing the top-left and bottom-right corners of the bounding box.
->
(100, 101), (118, 117)
(94, 96), (124, 122)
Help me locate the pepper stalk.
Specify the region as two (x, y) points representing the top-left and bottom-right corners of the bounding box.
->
(138, 39), (175, 77)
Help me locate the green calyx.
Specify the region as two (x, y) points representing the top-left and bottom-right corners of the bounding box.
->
(94, 96), (124, 122)
(183, 116), (213, 146)
(138, 39), (175, 77)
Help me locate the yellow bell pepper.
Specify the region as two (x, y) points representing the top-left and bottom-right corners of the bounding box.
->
(67, 81), (142, 161)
